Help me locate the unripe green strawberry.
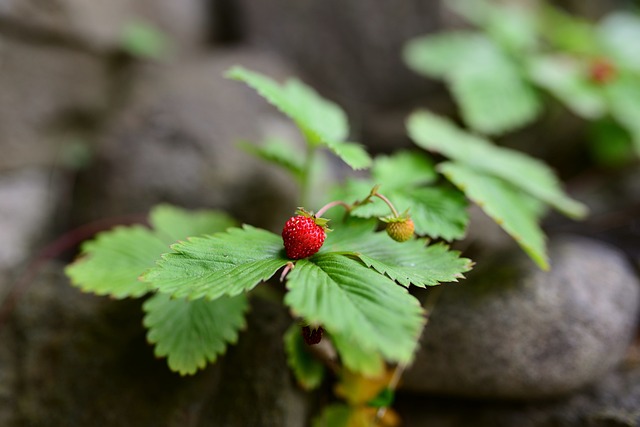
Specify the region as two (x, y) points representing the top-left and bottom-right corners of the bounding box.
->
(282, 210), (328, 259)
(385, 217), (414, 242)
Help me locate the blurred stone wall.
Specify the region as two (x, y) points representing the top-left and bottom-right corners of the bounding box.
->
(0, 1), (638, 426)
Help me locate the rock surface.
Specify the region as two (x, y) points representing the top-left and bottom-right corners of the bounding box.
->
(0, 0), (209, 52)
(397, 363), (640, 427)
(78, 50), (301, 230)
(0, 263), (308, 427)
(0, 38), (110, 170)
(0, 169), (64, 271)
(238, 0), (444, 121)
(403, 235), (640, 399)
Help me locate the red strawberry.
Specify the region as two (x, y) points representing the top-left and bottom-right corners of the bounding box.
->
(589, 57), (617, 85)
(282, 209), (328, 259)
(385, 217), (415, 242)
(301, 325), (324, 345)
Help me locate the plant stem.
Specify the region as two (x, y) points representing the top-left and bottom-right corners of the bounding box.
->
(300, 144), (317, 208)
(375, 286), (443, 422)
(315, 200), (351, 218)
(372, 190), (400, 218)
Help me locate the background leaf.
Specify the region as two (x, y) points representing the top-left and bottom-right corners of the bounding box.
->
(447, 0), (539, 52)
(284, 254), (425, 365)
(66, 205), (236, 298)
(605, 74), (640, 155)
(144, 225), (290, 300)
(407, 110), (587, 219)
(597, 12), (640, 72)
(331, 331), (385, 377)
(313, 404), (352, 427)
(539, 4), (599, 55)
(370, 151), (437, 188)
(226, 66), (371, 170)
(439, 162), (549, 269)
(238, 138), (305, 179)
(283, 324), (326, 389)
(403, 31), (488, 79)
(143, 292), (248, 375)
(527, 55), (607, 119)
(404, 32), (541, 135)
(448, 39), (541, 135)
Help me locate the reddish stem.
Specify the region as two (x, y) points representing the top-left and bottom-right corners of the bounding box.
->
(0, 214), (146, 331)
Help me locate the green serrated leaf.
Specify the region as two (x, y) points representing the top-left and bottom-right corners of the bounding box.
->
(333, 152), (468, 241)
(143, 292), (248, 375)
(238, 138), (305, 179)
(285, 254), (424, 365)
(407, 110), (588, 219)
(66, 205), (237, 299)
(144, 225), (290, 300)
(346, 187), (469, 241)
(527, 55), (607, 119)
(371, 151), (437, 189)
(226, 66), (371, 170)
(226, 66), (346, 142)
(321, 229), (472, 288)
(150, 204), (236, 244)
(65, 226), (165, 298)
(331, 331), (384, 377)
(283, 324), (326, 389)
(409, 187), (469, 241)
(323, 140), (372, 170)
(356, 240), (472, 288)
(440, 162), (549, 269)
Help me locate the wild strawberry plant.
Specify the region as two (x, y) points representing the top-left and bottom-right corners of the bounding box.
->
(65, 64), (584, 425)
(403, 0), (640, 166)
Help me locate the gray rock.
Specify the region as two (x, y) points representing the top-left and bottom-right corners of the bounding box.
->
(397, 364), (640, 427)
(0, 169), (64, 272)
(0, 0), (209, 52)
(403, 235), (640, 399)
(0, 38), (110, 170)
(82, 49), (301, 230)
(1, 263), (309, 427)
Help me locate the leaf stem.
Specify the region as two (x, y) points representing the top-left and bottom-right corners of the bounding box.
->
(375, 286), (443, 422)
(371, 187), (400, 218)
(315, 200), (352, 218)
(300, 144), (317, 208)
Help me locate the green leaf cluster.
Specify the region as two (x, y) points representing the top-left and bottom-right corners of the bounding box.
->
(66, 205), (247, 375)
(226, 66), (371, 171)
(407, 111), (587, 269)
(404, 0), (640, 159)
(404, 30), (541, 135)
(334, 151), (469, 241)
(144, 219), (471, 375)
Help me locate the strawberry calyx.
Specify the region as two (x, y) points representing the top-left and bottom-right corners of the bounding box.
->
(381, 211), (415, 242)
(295, 207), (331, 231)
